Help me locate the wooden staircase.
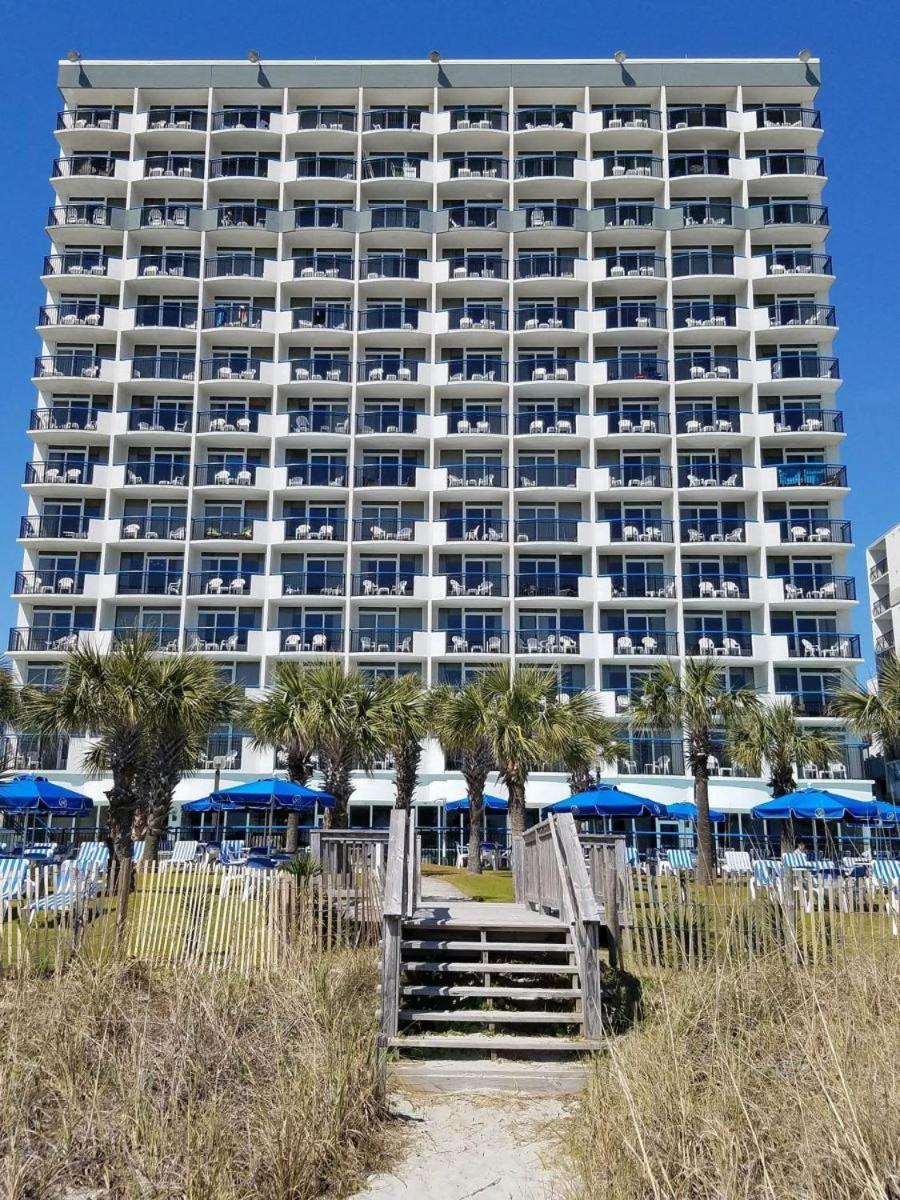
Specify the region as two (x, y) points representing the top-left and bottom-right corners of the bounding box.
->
(379, 811), (612, 1065)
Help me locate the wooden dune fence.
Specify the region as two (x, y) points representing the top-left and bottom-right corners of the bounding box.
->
(0, 856), (385, 978)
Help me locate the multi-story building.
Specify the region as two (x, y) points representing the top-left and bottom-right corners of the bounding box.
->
(9, 54), (873, 841)
(868, 525), (900, 672)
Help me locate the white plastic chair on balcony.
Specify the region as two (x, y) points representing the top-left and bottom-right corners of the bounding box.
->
(801, 638), (818, 657)
(214, 469), (232, 485)
(229, 577), (246, 595)
(236, 468), (252, 486)
(451, 636), (468, 653)
(456, 418), (471, 434)
(56, 577), (74, 594)
(698, 635), (716, 654)
(722, 636), (742, 656)
(622, 525), (639, 541)
(641, 635), (658, 654)
(616, 634), (634, 654)
(123, 522), (140, 539)
(283, 633), (301, 652)
(311, 633), (328, 651)
(206, 577), (224, 595)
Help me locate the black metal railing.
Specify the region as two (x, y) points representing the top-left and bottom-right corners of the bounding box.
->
(445, 463), (507, 486)
(354, 463), (418, 487)
(767, 356), (840, 380)
(612, 631), (680, 655)
(14, 570), (89, 595)
(130, 354), (196, 381)
(194, 463), (260, 487)
(201, 303), (267, 330)
(443, 518), (507, 542)
(282, 571), (346, 597)
(285, 463), (349, 486)
(30, 405), (104, 431)
(124, 461), (189, 485)
(785, 633), (861, 659)
(190, 517), (255, 540)
(34, 353), (105, 379)
(775, 464), (847, 488)
(138, 251), (200, 278)
(19, 516), (90, 539)
(609, 573), (676, 599)
(120, 516), (186, 540)
(515, 572), (583, 598)
(682, 574), (751, 599)
(777, 519), (852, 544)
(356, 410), (420, 434)
(681, 518), (749, 543)
(603, 358), (668, 382)
(777, 575), (855, 601)
(25, 462), (96, 485)
(608, 519), (674, 543)
(685, 631), (753, 657)
(601, 251), (666, 278)
(609, 464), (673, 488)
(205, 252), (269, 278)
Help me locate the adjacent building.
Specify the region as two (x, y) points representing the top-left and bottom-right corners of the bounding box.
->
(10, 55), (872, 844)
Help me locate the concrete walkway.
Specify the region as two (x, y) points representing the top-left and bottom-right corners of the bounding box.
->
(351, 1091), (573, 1200)
(419, 874), (469, 902)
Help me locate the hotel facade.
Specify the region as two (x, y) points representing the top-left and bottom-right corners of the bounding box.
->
(11, 55), (872, 843)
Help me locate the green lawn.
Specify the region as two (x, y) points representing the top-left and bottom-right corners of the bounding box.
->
(422, 864), (515, 902)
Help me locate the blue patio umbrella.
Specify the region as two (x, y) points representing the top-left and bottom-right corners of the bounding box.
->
(206, 777), (336, 811)
(181, 795), (240, 814)
(752, 789), (870, 822)
(543, 784), (669, 819)
(665, 801), (728, 824)
(445, 794), (508, 813)
(0, 774), (93, 846)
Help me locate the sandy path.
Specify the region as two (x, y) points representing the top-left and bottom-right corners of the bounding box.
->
(351, 1092), (572, 1200)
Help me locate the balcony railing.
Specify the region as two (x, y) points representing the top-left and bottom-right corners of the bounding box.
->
(194, 463), (260, 487)
(289, 356), (350, 383)
(515, 304), (574, 331)
(784, 693), (835, 718)
(522, 202), (578, 228)
(8, 627), (84, 653)
(755, 153), (825, 177)
(282, 571), (346, 597)
(355, 516), (420, 540)
(20, 516), (90, 540)
(786, 633), (861, 659)
(206, 252), (268, 278)
(515, 573), (582, 598)
(138, 251), (200, 278)
(125, 461), (189, 486)
(515, 356), (578, 383)
(440, 629), (508, 654)
(210, 155), (277, 179)
(116, 570), (183, 596)
(515, 252), (577, 280)
(753, 106), (821, 129)
(596, 107), (661, 130)
(352, 573), (417, 597)
(200, 357), (264, 382)
(211, 108), (275, 130)
(53, 154), (121, 178)
(201, 303), (267, 329)
(679, 201), (734, 227)
(279, 628), (344, 652)
(870, 558), (888, 583)
(131, 354), (196, 381)
(284, 517), (347, 541)
(766, 301), (836, 328)
(612, 631), (679, 656)
(798, 744), (867, 782)
(358, 305), (419, 331)
(285, 462), (348, 487)
(669, 151), (732, 177)
(147, 106), (207, 130)
(674, 301), (736, 329)
(448, 108), (508, 131)
(609, 464), (672, 488)
(672, 250), (735, 277)
(445, 202), (501, 229)
(197, 410), (261, 434)
(778, 575), (855, 601)
(48, 201), (115, 227)
(754, 201), (829, 227)
(30, 406), (103, 431)
(145, 154), (204, 179)
(369, 206), (424, 234)
(445, 463), (507, 487)
(679, 464), (743, 488)
(44, 252), (110, 276)
(515, 410), (576, 434)
(448, 155), (508, 179)
(356, 410), (420, 434)
(190, 517), (255, 540)
(681, 518), (748, 544)
(188, 570), (260, 596)
(129, 408), (192, 432)
(872, 596), (890, 618)
(358, 357), (421, 383)
(295, 155), (356, 179)
(294, 302), (354, 330)
(365, 107), (426, 131)
(668, 104), (729, 129)
(140, 202), (197, 227)
(134, 301), (198, 328)
(112, 625), (181, 650)
(599, 154), (663, 178)
(219, 202), (275, 228)
(676, 408), (742, 434)
(364, 156), (424, 180)
(354, 463), (418, 487)
(683, 574), (750, 600)
(199, 736), (243, 768)
(608, 411), (670, 435)
(445, 409), (508, 434)
(40, 303), (107, 328)
(297, 107), (357, 131)
(287, 409), (350, 434)
(619, 734), (686, 772)
(445, 358), (508, 383)
(685, 631), (753, 657)
(185, 628), (250, 652)
(609, 573), (676, 599)
(603, 304), (667, 330)
(35, 353), (105, 380)
(1, 736), (69, 772)
(775, 464), (847, 488)
(293, 253), (354, 280)
(58, 107), (122, 130)
(445, 254), (506, 280)
(767, 356), (840, 380)
(14, 570), (89, 595)
(121, 516), (187, 540)
(609, 519), (674, 543)
(25, 462), (96, 485)
(444, 518), (507, 543)
(512, 517), (578, 543)
(765, 251), (833, 276)
(595, 201), (656, 228)
(516, 464), (579, 488)
(777, 519), (852, 544)
(603, 358), (668, 382)
(446, 574), (508, 598)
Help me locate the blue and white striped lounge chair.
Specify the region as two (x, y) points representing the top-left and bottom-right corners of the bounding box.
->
(750, 859), (781, 897)
(74, 841), (110, 874)
(871, 860), (900, 887)
(29, 861), (104, 915)
(166, 840), (199, 868)
(723, 850), (752, 875)
(132, 840), (146, 863)
(219, 839), (247, 866)
(667, 848), (697, 872)
(624, 846), (640, 868)
(0, 858), (28, 913)
(26, 842), (58, 861)
(783, 851), (810, 870)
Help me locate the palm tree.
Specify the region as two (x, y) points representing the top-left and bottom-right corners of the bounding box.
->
(137, 654), (241, 863)
(0, 661), (21, 779)
(630, 658), (759, 885)
(20, 636), (159, 939)
(467, 665), (605, 892)
(726, 700), (838, 852)
(374, 674), (433, 811)
(831, 654), (900, 771)
(246, 662), (320, 851)
(560, 714), (626, 795)
(257, 660), (385, 829)
(432, 681), (495, 874)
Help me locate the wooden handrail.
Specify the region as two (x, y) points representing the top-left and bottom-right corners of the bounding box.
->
(379, 808), (420, 1040)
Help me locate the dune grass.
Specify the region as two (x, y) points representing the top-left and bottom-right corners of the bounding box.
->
(564, 952), (900, 1200)
(422, 864), (515, 902)
(0, 948), (390, 1199)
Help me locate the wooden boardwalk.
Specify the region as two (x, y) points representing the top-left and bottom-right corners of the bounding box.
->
(409, 899), (570, 930)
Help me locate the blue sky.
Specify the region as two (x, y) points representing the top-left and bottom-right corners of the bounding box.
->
(1, 0), (897, 667)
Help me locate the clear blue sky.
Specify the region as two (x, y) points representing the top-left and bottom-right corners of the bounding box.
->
(2, 0), (897, 668)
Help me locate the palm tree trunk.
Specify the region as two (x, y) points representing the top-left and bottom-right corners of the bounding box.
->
(106, 779), (136, 947)
(506, 772), (527, 900)
(323, 752), (353, 829)
(284, 745), (313, 853)
(693, 758), (716, 886)
(462, 744), (491, 875)
(393, 739), (421, 811)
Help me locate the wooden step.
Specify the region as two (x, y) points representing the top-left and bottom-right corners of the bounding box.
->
(402, 960), (580, 976)
(402, 939), (574, 954)
(389, 1034), (598, 1052)
(399, 1008), (581, 1024)
(403, 919), (567, 934)
(402, 984), (581, 1001)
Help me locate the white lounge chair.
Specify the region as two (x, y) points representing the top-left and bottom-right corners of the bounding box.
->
(723, 850), (752, 876)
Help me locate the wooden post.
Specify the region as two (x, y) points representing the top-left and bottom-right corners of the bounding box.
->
(379, 809), (408, 1041)
(602, 844), (621, 969)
